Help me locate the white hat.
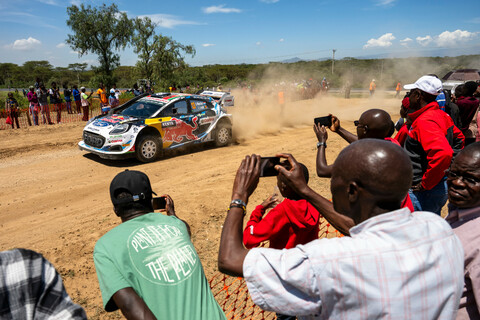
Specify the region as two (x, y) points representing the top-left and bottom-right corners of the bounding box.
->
(110, 88), (115, 93)
(404, 75), (443, 96)
(80, 86), (86, 91)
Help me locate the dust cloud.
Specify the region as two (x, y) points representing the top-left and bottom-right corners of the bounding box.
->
(229, 89), (402, 142)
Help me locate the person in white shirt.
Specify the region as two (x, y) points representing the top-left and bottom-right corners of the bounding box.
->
(218, 139), (465, 319)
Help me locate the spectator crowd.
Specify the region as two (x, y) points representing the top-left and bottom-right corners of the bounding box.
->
(1, 75), (480, 320)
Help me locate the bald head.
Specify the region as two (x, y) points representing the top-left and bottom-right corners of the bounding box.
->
(357, 109), (394, 139)
(331, 139), (412, 223)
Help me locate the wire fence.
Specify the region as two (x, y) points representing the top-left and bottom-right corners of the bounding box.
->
(210, 215), (342, 319)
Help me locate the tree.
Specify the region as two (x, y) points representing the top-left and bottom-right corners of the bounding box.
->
(68, 63), (88, 85)
(66, 3), (133, 86)
(132, 17), (195, 87)
(132, 17), (157, 82)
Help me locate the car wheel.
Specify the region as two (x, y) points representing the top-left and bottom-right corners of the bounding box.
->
(136, 135), (162, 163)
(215, 122), (232, 147)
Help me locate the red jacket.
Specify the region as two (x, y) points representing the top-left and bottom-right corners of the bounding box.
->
(243, 199), (320, 249)
(405, 101), (464, 190)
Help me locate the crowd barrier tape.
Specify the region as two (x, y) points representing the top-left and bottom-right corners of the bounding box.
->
(0, 98), (129, 130)
(209, 215), (342, 319)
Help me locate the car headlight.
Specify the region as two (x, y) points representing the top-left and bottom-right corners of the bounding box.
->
(109, 123), (131, 134)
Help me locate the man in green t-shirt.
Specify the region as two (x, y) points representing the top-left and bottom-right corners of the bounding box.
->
(94, 170), (226, 320)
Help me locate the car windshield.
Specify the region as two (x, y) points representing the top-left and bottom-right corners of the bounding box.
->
(121, 101), (165, 118)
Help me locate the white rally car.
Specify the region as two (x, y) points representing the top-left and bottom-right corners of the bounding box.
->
(198, 90), (234, 107)
(78, 93), (233, 162)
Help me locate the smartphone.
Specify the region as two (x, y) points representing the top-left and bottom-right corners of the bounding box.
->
(260, 157), (281, 177)
(314, 115), (332, 127)
(152, 196), (167, 210)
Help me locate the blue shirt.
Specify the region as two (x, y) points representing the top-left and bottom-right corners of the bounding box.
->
(72, 89), (81, 101)
(436, 91), (446, 111)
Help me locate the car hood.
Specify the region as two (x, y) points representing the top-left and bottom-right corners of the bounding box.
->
(85, 114), (140, 133)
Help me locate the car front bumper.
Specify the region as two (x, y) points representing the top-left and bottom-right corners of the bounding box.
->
(78, 141), (135, 160)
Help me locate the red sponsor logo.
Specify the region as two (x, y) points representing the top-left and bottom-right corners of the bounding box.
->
(163, 117), (198, 143)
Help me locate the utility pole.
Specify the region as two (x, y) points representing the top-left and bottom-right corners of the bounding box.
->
(332, 49), (336, 75)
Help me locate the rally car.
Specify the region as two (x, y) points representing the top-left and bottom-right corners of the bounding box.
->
(198, 90), (234, 107)
(78, 93), (233, 162)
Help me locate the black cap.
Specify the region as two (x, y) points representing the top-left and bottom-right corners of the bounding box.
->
(110, 170), (157, 206)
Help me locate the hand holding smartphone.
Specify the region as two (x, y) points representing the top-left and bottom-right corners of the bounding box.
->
(314, 115), (332, 127)
(259, 157), (281, 177)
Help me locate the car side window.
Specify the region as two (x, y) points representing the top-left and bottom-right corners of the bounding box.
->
(190, 99), (211, 113)
(159, 100), (189, 117)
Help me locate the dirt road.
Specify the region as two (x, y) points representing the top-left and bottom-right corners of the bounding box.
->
(0, 93), (402, 319)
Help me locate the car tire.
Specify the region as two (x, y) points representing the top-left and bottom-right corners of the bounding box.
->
(136, 135), (162, 163)
(214, 122), (232, 147)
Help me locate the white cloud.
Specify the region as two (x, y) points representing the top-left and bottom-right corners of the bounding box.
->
(469, 17), (480, 24)
(69, 0), (82, 6)
(202, 5), (242, 14)
(36, 0), (62, 6)
(436, 29), (477, 47)
(279, 38), (284, 42)
(400, 37), (412, 47)
(138, 14), (201, 28)
(256, 41), (262, 46)
(363, 33), (395, 49)
(56, 42), (66, 48)
(260, 0), (279, 3)
(7, 37), (42, 51)
(202, 43), (216, 47)
(416, 35), (433, 46)
(375, 0), (396, 6)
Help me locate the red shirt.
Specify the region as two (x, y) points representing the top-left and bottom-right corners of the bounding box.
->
(243, 199), (320, 249)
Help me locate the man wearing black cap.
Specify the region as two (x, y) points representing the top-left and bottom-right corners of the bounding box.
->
(93, 170), (226, 320)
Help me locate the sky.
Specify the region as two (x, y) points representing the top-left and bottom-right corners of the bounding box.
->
(0, 0), (479, 68)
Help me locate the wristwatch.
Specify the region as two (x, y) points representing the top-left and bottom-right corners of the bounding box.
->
(317, 141), (327, 148)
(230, 199), (247, 208)
(229, 199), (247, 215)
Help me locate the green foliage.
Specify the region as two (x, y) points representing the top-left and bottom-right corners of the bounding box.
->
(66, 3), (133, 82)
(1, 55), (479, 91)
(131, 16), (195, 87)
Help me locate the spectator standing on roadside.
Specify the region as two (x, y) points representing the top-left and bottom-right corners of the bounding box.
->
(5, 92), (20, 129)
(456, 81), (480, 146)
(63, 83), (73, 114)
(112, 84), (120, 100)
(94, 170), (226, 320)
(369, 79), (376, 96)
(27, 86), (39, 126)
(108, 89), (119, 108)
(395, 81), (401, 97)
(344, 80), (351, 99)
(96, 82), (108, 112)
(37, 83), (53, 125)
(49, 82), (62, 124)
(72, 85), (81, 114)
(80, 87), (93, 122)
(133, 83), (141, 96)
(403, 75), (465, 215)
(0, 248), (87, 319)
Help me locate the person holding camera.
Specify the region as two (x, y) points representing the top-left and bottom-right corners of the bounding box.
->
(93, 170), (226, 320)
(218, 140), (464, 319)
